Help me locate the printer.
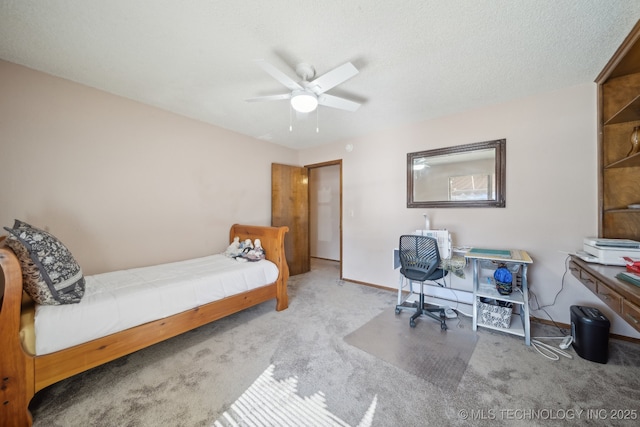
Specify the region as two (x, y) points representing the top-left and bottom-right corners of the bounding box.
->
(578, 238), (640, 266)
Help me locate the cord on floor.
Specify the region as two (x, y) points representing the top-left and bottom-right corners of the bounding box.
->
(530, 336), (573, 361)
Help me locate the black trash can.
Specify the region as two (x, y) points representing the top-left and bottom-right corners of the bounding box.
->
(570, 305), (610, 364)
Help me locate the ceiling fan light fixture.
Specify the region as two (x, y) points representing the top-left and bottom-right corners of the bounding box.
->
(290, 90), (318, 113)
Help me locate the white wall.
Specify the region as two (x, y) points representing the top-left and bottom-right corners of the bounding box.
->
(298, 83), (640, 339)
(309, 165), (341, 260)
(0, 60), (297, 274)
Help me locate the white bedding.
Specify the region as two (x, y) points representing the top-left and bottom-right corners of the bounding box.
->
(34, 254), (279, 355)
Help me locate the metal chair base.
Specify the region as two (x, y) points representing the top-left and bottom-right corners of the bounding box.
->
(395, 281), (447, 330)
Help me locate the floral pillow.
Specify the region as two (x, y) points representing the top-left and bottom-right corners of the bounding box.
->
(3, 220), (85, 305)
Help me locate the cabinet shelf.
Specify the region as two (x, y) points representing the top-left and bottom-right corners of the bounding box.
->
(604, 94), (640, 125)
(604, 208), (640, 213)
(605, 151), (640, 169)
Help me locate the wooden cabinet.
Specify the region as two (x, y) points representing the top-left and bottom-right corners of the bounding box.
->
(597, 20), (640, 240)
(569, 21), (640, 335)
(570, 256), (640, 333)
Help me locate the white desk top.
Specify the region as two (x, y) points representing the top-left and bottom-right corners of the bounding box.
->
(465, 248), (533, 264)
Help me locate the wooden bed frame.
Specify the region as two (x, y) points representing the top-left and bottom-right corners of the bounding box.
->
(0, 224), (289, 426)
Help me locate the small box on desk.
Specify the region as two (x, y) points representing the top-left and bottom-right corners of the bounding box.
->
(477, 297), (513, 329)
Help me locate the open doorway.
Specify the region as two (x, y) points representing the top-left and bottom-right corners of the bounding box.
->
(307, 160), (342, 277)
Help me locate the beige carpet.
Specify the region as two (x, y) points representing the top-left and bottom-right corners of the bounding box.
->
(213, 364), (378, 427)
(345, 309), (478, 393)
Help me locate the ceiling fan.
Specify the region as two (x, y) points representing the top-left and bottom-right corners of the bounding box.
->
(246, 60), (361, 113)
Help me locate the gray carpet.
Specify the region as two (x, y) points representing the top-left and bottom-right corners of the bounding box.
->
(345, 308), (478, 393)
(29, 259), (640, 426)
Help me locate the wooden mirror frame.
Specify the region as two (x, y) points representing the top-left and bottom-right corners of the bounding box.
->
(407, 139), (506, 208)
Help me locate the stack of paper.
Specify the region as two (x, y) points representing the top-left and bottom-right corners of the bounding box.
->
(616, 271), (640, 287)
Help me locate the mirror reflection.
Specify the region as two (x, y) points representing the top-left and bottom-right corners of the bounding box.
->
(407, 139), (506, 208)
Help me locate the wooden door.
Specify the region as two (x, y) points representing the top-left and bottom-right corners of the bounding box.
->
(271, 163), (310, 276)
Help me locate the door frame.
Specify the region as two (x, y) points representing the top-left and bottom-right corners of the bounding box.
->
(305, 159), (343, 279)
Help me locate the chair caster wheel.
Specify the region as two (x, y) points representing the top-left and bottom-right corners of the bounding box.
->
(395, 307), (401, 314)
(410, 320), (416, 328)
(441, 323), (447, 330)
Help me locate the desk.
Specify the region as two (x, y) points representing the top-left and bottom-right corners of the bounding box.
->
(466, 248), (533, 345)
(569, 256), (640, 334)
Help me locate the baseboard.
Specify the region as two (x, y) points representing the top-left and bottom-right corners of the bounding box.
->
(311, 256), (340, 262)
(344, 277), (640, 344)
(341, 277), (391, 291)
(530, 317), (640, 344)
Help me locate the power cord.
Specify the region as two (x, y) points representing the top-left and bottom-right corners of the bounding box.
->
(527, 255), (577, 360)
(443, 271), (463, 315)
(532, 255), (569, 310)
(531, 336), (574, 361)
(528, 255), (571, 336)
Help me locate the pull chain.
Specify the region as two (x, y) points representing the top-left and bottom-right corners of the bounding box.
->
(289, 104), (293, 132)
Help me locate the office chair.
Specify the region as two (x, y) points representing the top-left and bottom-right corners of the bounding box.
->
(395, 235), (448, 330)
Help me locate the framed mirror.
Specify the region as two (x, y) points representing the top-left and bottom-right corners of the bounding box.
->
(407, 139), (506, 208)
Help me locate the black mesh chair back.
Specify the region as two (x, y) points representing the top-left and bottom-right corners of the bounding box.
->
(399, 235), (444, 282)
(396, 234), (448, 329)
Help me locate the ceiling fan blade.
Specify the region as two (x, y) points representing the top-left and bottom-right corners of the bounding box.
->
(255, 59), (302, 91)
(318, 94), (361, 112)
(308, 62), (359, 94)
(246, 93), (291, 102)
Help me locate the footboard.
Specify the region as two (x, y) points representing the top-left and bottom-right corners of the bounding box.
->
(0, 242), (35, 427)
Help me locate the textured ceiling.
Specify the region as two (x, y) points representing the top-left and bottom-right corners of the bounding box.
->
(1, 1), (640, 150)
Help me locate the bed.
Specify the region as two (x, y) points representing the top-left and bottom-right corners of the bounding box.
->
(0, 223), (289, 427)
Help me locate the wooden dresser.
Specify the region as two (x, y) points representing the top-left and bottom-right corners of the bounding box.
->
(569, 256), (640, 333)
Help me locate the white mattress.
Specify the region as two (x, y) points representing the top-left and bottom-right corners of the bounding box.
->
(34, 254), (279, 355)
